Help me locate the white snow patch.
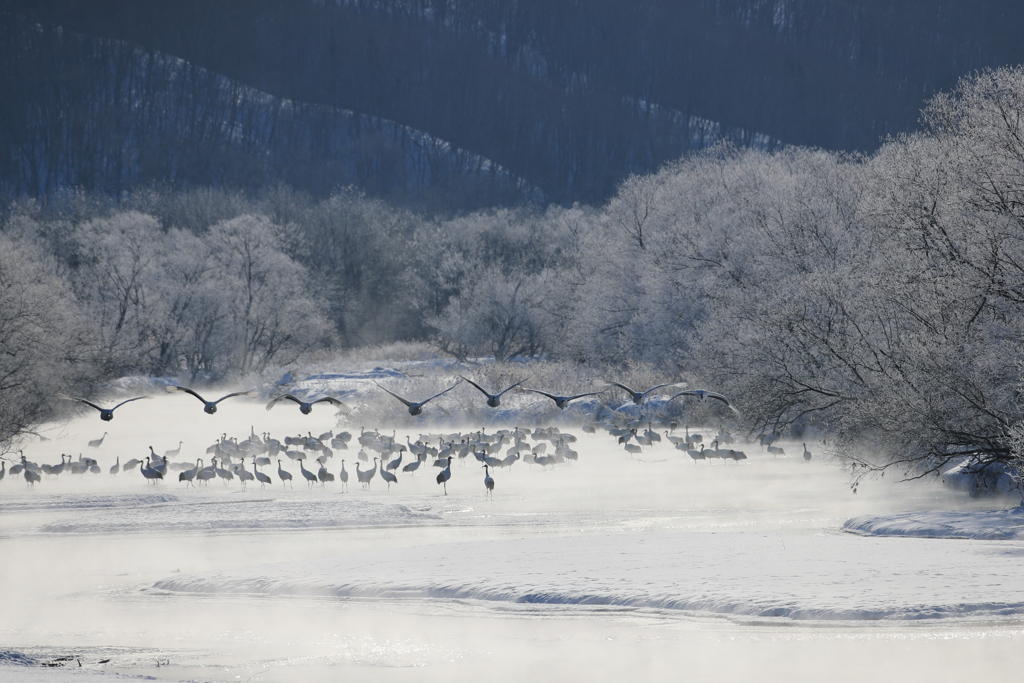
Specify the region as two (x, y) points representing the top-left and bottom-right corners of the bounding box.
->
(843, 507), (1024, 540)
(941, 459), (1020, 496)
(36, 498), (440, 535)
(302, 367), (408, 382)
(0, 493), (179, 514)
(153, 531), (1024, 622)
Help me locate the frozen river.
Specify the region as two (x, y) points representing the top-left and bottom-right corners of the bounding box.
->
(2, 396), (1023, 681)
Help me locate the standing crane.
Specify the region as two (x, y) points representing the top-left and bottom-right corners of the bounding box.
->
(356, 458), (378, 489)
(253, 458), (272, 489)
(298, 459), (318, 488)
(436, 456), (453, 495)
(482, 464), (494, 499)
(277, 460), (293, 489)
(380, 466), (398, 491)
(179, 459), (201, 487)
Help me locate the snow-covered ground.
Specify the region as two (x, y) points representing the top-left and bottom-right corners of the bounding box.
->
(844, 508), (1024, 540)
(2, 384), (1024, 681)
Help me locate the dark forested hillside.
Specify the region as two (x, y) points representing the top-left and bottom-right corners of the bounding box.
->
(0, 16), (532, 211)
(2, 0), (1023, 206)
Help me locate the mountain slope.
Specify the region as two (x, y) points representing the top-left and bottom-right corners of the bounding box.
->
(4, 1), (1024, 205)
(0, 16), (532, 208)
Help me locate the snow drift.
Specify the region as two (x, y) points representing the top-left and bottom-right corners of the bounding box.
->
(843, 508), (1024, 540)
(154, 531), (1024, 621)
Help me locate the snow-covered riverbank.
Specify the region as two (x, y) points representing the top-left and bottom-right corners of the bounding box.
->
(3, 393), (1024, 681)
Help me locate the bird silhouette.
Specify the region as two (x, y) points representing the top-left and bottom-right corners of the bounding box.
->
(23, 459), (41, 487)
(380, 466), (398, 491)
(165, 385), (257, 414)
(140, 457), (163, 484)
(312, 460), (332, 485)
(458, 376), (528, 408)
(482, 464), (494, 499)
(277, 459), (293, 489)
(196, 460), (217, 485)
(357, 457), (378, 488)
(436, 456), (453, 494)
(179, 459), (201, 487)
(60, 395), (151, 422)
(669, 389), (740, 415)
(374, 380), (460, 416)
(298, 459), (318, 488)
(385, 452), (403, 472)
(602, 381), (676, 405)
(339, 459), (349, 492)
(237, 460), (255, 490)
(252, 458), (272, 488)
(266, 394), (350, 415)
(147, 447), (168, 476)
(88, 432), (108, 448)
(524, 388), (604, 409)
(47, 454), (67, 478)
(109, 456), (120, 475)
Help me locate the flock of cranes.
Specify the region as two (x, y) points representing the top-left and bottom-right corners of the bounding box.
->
(4, 424), (591, 497)
(3, 421), (812, 498)
(54, 379), (741, 422)
(4, 377), (813, 495)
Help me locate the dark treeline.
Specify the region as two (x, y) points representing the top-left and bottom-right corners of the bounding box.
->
(0, 16), (530, 212)
(5, 1), (1024, 205)
(377, 0), (1019, 149)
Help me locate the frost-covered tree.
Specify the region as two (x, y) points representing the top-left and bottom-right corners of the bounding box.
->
(145, 229), (227, 378)
(208, 215), (334, 375)
(68, 211), (163, 374)
(429, 266), (551, 361)
(861, 67), (1024, 474)
(0, 235), (96, 450)
(566, 67), (1024, 478)
(5, 204), (337, 381)
(287, 190), (423, 345)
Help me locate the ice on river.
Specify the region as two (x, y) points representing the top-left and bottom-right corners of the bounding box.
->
(4, 386), (1024, 682)
(154, 530), (1024, 621)
(27, 495), (440, 535)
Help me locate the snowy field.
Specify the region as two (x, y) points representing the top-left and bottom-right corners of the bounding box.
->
(2, 386), (1024, 682)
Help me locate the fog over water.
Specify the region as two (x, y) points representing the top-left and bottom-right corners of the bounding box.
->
(2, 395), (1023, 682)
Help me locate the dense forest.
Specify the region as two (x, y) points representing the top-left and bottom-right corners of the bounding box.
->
(4, 1), (1024, 206)
(6, 68), (1024, 484)
(0, 15), (533, 212)
(5, 3), (1024, 480)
